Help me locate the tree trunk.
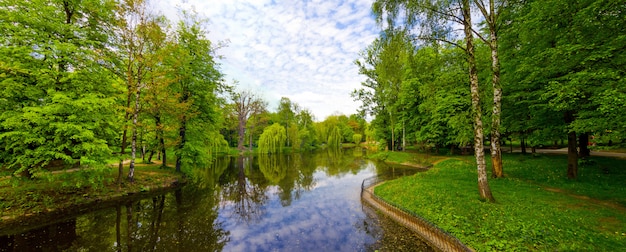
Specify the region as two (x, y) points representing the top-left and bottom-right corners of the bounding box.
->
(567, 131), (578, 179)
(463, 0), (495, 202)
(402, 121), (406, 151)
(565, 111), (578, 179)
(128, 88), (140, 182)
(249, 123), (254, 152)
(147, 150), (154, 164)
(117, 131), (128, 185)
(489, 14), (504, 178)
(160, 128), (166, 168)
(140, 129), (145, 161)
(117, 89), (133, 185)
(578, 132), (590, 158)
(175, 116), (186, 173)
(237, 115), (246, 151)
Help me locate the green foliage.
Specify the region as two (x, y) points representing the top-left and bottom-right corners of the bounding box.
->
(258, 154), (286, 184)
(168, 14), (225, 171)
(500, 0), (626, 146)
(258, 123), (287, 154)
(327, 126), (342, 149)
(0, 0), (118, 175)
(375, 154), (626, 251)
(352, 134), (362, 145)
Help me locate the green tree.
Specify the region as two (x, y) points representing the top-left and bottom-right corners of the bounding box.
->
(169, 14), (224, 172)
(373, 0), (495, 201)
(327, 126), (342, 149)
(0, 0), (118, 178)
(258, 123), (287, 154)
(500, 0), (626, 178)
(231, 89), (266, 152)
(353, 134), (363, 145)
(114, 0), (169, 181)
(410, 45), (474, 153)
(353, 29), (412, 151)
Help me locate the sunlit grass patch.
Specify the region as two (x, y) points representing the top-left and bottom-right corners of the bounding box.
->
(368, 151), (444, 167)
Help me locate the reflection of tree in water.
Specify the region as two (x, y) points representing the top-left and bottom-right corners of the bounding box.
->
(186, 156), (230, 189)
(258, 154), (287, 184)
(0, 219), (78, 251)
(317, 149), (361, 176)
(258, 154), (318, 207)
(220, 156), (269, 224)
(63, 184), (230, 251)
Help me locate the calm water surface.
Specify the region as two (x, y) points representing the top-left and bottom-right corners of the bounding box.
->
(1, 149), (432, 251)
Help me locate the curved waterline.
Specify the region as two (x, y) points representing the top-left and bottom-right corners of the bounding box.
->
(361, 176), (473, 252)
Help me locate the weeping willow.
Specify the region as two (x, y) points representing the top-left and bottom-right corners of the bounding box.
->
(327, 126), (342, 149)
(352, 134), (362, 146)
(258, 123), (287, 154)
(207, 131), (229, 160)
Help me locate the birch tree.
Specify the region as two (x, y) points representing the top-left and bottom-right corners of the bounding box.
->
(114, 0), (166, 182)
(373, 0), (495, 201)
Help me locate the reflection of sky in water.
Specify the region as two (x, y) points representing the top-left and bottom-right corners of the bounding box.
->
(221, 164), (377, 251)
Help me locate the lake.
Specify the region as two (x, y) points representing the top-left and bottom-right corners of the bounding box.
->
(1, 149), (433, 251)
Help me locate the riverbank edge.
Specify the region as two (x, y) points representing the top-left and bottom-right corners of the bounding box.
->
(0, 177), (185, 235)
(361, 178), (473, 252)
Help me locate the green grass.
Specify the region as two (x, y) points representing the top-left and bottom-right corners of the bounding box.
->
(368, 151), (444, 167)
(0, 164), (183, 225)
(375, 154), (626, 251)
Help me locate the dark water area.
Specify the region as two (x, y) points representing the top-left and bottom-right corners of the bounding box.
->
(0, 149), (433, 251)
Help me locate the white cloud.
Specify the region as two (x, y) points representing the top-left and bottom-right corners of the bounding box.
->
(155, 0), (379, 121)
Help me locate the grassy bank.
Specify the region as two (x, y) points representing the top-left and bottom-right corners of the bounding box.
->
(375, 154), (626, 251)
(367, 150), (444, 168)
(0, 163), (183, 228)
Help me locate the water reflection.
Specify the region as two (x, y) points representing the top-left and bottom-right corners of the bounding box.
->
(221, 156), (268, 223)
(0, 150), (431, 251)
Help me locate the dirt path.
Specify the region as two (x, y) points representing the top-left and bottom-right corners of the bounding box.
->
(543, 186), (626, 211)
(514, 148), (626, 159)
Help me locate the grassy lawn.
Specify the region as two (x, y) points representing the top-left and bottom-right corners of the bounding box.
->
(374, 153), (626, 251)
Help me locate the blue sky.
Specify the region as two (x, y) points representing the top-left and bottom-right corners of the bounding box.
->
(156, 0), (380, 121)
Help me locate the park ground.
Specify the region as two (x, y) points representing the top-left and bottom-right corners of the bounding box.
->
(371, 150), (626, 251)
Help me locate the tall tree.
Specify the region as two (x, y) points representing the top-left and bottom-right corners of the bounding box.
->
(353, 29), (411, 151)
(277, 97), (296, 147)
(231, 89), (266, 152)
(500, 0), (626, 178)
(373, 0), (495, 201)
(0, 0), (118, 178)
(247, 98), (268, 152)
(169, 14), (224, 172)
(474, 0), (506, 178)
(114, 0), (166, 182)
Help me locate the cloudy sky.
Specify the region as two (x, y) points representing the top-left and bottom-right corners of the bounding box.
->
(154, 0), (380, 121)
